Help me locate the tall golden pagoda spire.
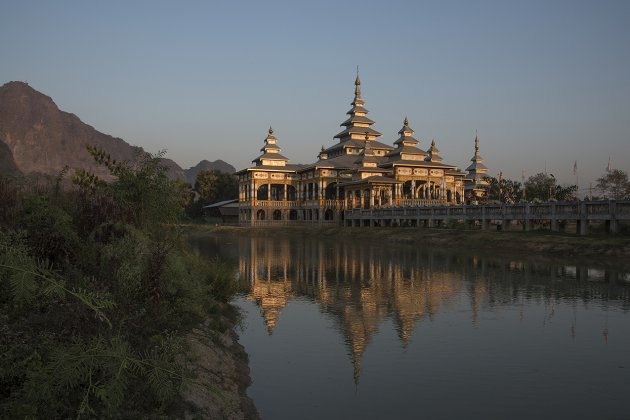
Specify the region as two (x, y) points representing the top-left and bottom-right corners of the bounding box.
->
(354, 68), (362, 102)
(333, 73), (383, 143)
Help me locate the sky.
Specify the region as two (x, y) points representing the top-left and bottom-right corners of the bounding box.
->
(1, 0), (629, 192)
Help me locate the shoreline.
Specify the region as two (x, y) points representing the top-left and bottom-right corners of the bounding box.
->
(185, 224), (630, 267)
(178, 305), (260, 420)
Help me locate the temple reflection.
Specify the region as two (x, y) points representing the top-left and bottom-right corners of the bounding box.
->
(226, 234), (630, 383)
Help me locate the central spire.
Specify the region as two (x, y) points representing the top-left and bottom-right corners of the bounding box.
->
(333, 73), (382, 143)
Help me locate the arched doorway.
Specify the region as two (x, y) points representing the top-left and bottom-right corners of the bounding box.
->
(273, 210), (282, 220)
(256, 209), (265, 220)
(324, 209), (334, 220)
(270, 184), (284, 201)
(286, 185), (297, 201)
(256, 185), (268, 200)
(402, 181), (412, 198)
(289, 209), (298, 220)
(363, 189), (371, 209)
(325, 183), (337, 200)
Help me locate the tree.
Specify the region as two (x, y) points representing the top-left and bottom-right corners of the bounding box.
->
(482, 176), (523, 203)
(596, 169), (630, 199)
(194, 169), (238, 204)
(186, 170), (238, 219)
(524, 173), (577, 202)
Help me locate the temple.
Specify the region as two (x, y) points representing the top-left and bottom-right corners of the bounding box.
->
(236, 75), (488, 225)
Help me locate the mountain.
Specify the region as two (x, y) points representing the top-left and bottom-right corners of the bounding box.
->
(0, 138), (22, 176)
(0, 81), (186, 180)
(184, 159), (236, 184)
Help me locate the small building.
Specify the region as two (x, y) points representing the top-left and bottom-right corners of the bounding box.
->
(202, 199), (239, 224)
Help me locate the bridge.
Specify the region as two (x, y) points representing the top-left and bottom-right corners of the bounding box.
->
(344, 200), (630, 235)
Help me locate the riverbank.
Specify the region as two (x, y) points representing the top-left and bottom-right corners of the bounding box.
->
(184, 224), (630, 266)
(178, 304), (260, 420)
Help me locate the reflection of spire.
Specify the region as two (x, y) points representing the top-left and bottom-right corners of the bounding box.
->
(243, 236), (294, 335)
(250, 278), (292, 335)
(343, 305), (372, 386)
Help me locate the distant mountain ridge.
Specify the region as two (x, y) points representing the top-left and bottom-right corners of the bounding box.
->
(184, 159), (235, 184)
(0, 81), (234, 182)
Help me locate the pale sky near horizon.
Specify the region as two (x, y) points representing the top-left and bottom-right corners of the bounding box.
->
(1, 0), (629, 192)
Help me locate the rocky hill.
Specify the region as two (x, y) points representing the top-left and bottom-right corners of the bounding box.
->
(184, 159), (235, 184)
(0, 81), (231, 182)
(0, 139), (21, 176)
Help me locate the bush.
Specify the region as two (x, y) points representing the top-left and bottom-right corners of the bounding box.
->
(0, 147), (237, 417)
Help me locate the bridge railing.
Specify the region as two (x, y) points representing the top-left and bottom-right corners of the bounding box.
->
(344, 200), (630, 221)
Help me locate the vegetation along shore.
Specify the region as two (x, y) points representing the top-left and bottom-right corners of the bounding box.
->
(0, 148), (258, 419)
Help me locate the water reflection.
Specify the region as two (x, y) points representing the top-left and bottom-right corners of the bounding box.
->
(194, 233), (630, 387)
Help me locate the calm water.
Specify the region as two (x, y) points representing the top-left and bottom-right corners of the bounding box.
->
(191, 233), (630, 420)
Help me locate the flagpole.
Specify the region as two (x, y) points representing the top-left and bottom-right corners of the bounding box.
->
(573, 160), (579, 199)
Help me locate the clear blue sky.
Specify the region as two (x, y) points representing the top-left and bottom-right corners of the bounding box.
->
(1, 0), (629, 191)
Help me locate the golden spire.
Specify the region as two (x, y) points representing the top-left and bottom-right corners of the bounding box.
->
(354, 67), (361, 99)
(474, 130), (479, 154)
(404, 116), (409, 127)
(269, 126), (274, 135)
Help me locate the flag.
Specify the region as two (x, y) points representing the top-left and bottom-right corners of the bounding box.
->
(573, 160), (577, 176)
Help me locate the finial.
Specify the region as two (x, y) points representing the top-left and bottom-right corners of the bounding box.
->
(431, 139), (436, 147)
(404, 116), (409, 127)
(268, 126), (273, 135)
(474, 130), (479, 153)
(321, 144), (325, 151)
(354, 69), (361, 98)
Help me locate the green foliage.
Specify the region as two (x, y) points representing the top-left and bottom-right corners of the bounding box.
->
(482, 176), (523, 203)
(596, 169), (630, 200)
(0, 146), (237, 417)
(524, 172), (577, 202)
(187, 169), (238, 219)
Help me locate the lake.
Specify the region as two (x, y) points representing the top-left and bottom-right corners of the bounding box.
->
(191, 232), (630, 420)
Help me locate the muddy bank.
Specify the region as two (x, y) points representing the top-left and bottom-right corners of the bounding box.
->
(197, 225), (630, 267)
(179, 308), (260, 420)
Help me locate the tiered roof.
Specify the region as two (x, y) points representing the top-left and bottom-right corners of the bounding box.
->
(426, 139), (443, 163)
(465, 133), (489, 189)
(323, 74), (392, 157)
(385, 117), (428, 162)
(252, 127), (289, 167)
(465, 134), (488, 177)
(240, 75), (484, 184)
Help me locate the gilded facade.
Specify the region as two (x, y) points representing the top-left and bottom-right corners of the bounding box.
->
(236, 75), (489, 225)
